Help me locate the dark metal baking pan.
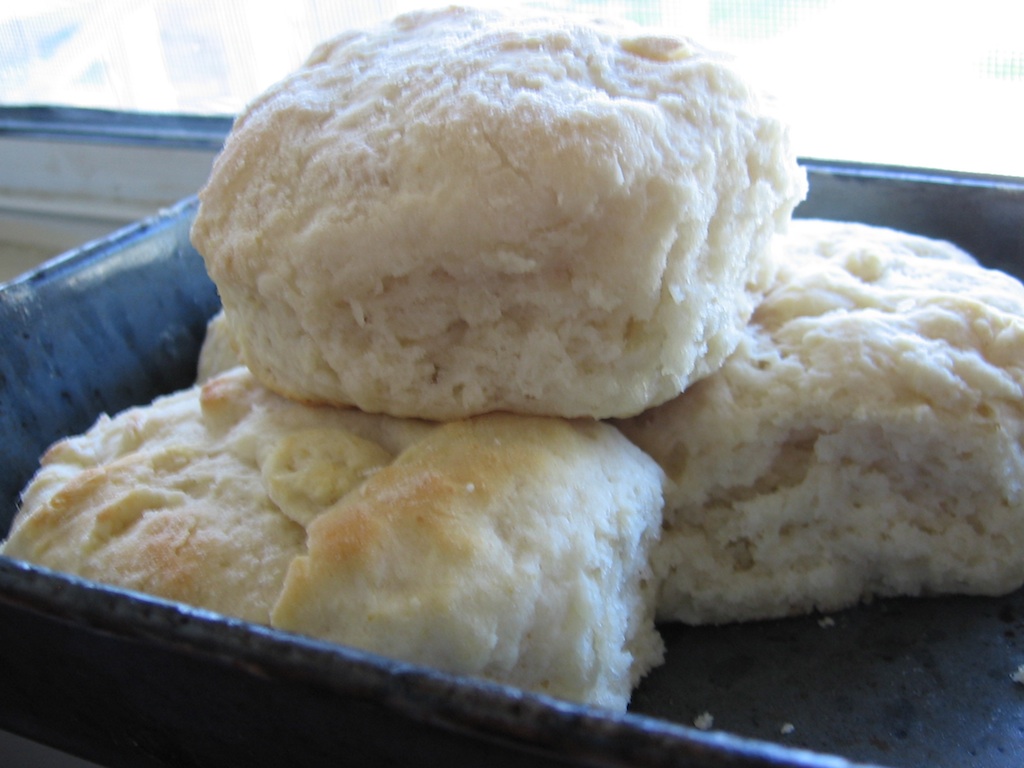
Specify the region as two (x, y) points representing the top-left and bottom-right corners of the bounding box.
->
(1, 160), (1022, 768)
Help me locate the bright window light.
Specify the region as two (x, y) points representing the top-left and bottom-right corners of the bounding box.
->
(1, 0), (1022, 177)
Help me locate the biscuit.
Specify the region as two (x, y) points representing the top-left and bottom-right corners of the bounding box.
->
(195, 310), (238, 383)
(191, 5), (807, 420)
(618, 219), (1024, 624)
(3, 367), (666, 710)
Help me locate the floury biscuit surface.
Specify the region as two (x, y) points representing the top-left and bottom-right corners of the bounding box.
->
(195, 310), (238, 384)
(191, 5), (807, 420)
(2, 367), (667, 711)
(619, 219), (1024, 624)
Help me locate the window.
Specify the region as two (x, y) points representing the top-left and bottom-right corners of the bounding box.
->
(3, 0), (1021, 177)
(1, 1), (1021, 278)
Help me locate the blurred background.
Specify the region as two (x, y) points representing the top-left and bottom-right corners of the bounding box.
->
(1, 0), (1022, 282)
(2, 0), (1022, 176)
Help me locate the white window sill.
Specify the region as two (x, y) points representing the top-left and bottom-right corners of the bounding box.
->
(0, 108), (227, 283)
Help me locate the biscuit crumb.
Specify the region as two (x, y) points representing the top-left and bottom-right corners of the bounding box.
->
(1010, 664), (1024, 684)
(781, 722), (796, 735)
(693, 711), (714, 730)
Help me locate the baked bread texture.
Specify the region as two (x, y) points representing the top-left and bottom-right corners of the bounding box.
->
(195, 310), (238, 383)
(2, 366), (666, 710)
(618, 219), (1024, 624)
(190, 5), (807, 420)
